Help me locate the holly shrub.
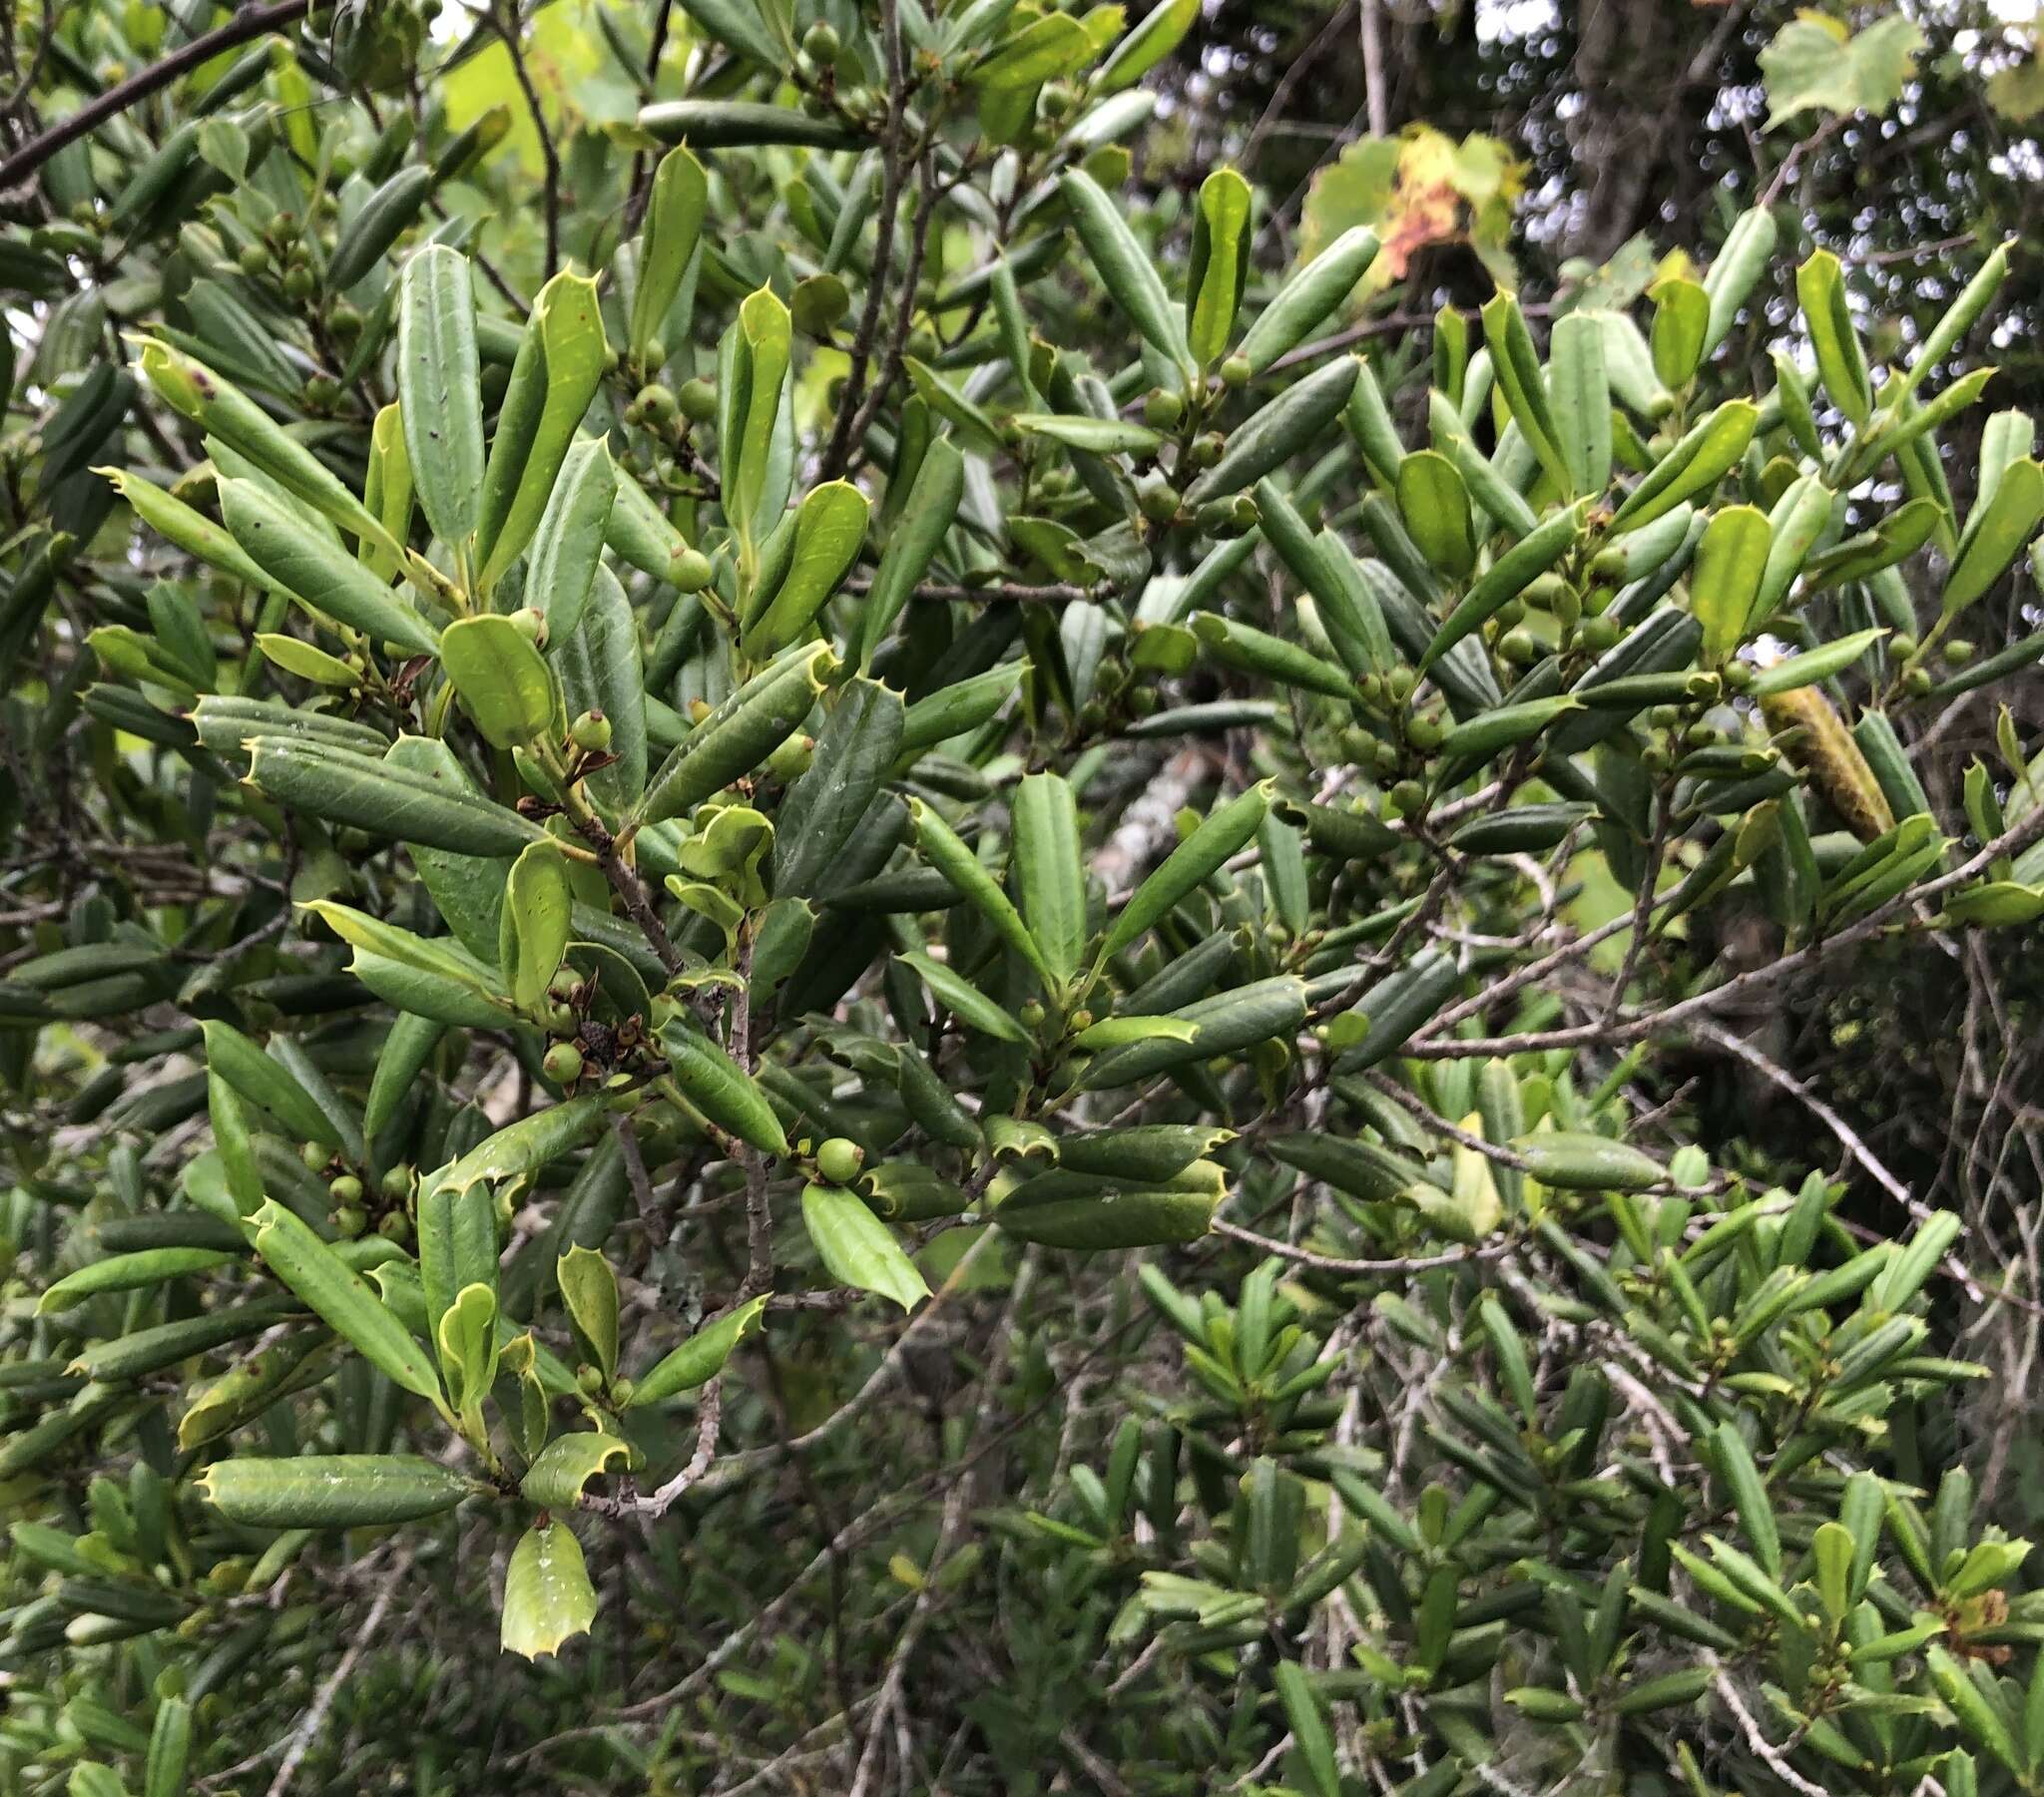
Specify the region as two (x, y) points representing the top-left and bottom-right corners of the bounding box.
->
(4, 2), (2044, 1794)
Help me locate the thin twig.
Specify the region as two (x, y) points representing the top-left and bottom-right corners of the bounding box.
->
(0, 0), (311, 192)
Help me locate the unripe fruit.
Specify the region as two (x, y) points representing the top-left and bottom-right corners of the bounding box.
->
(1137, 477), (1179, 524)
(327, 300), (363, 338)
(609, 1377), (635, 1406)
(282, 265), (314, 299)
(1391, 779), (1427, 815)
(641, 336), (668, 370)
(380, 1163), (413, 1199)
(1018, 999), (1046, 1029)
(334, 1205), (367, 1238)
(376, 1210), (411, 1243)
(1190, 431), (1225, 469)
(548, 1000), (578, 1035)
(510, 607), (547, 646)
(299, 1140), (327, 1172)
(1943, 638), (1975, 666)
(570, 708), (612, 752)
(549, 969), (582, 1003)
(678, 376), (717, 422)
(238, 242), (269, 275)
(673, 548), (714, 592)
(1890, 633), (1918, 662)
(802, 19), (840, 57)
(1579, 616), (1622, 653)
(577, 1364), (604, 1396)
(1142, 387), (1184, 429)
(302, 375), (340, 408)
(543, 1042), (585, 1085)
(1221, 353), (1251, 388)
(1904, 666), (1933, 695)
(328, 1174), (363, 1204)
(1499, 628), (1538, 666)
(1723, 660), (1754, 692)
(1405, 714), (1444, 750)
(814, 1136), (865, 1185)
(766, 733), (813, 781)
(637, 383), (678, 426)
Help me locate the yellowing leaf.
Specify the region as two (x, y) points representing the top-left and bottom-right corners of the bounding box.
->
(1760, 10), (1924, 129)
(1297, 125), (1523, 294)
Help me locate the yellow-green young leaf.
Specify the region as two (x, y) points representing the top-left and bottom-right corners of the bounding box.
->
(526, 436), (617, 643)
(1186, 167), (1252, 367)
(630, 146), (709, 365)
(415, 1170), (498, 1347)
(94, 467), (277, 596)
(199, 1455), (470, 1528)
(1690, 505), (1771, 665)
(362, 402), (413, 582)
(1010, 772), (1087, 989)
(1548, 310), (1612, 496)
(438, 614), (557, 748)
(434, 1095), (610, 1196)
(742, 480), (870, 658)
(1395, 451), (1475, 578)
(38, 1247), (238, 1312)
(500, 840), (574, 1015)
(256, 633), (357, 687)
(1103, 780), (1270, 959)
(1098, 0), (1197, 92)
(637, 642), (836, 826)
(1812, 1520), (1855, 1619)
(858, 435), (963, 668)
(896, 949), (1031, 1044)
(659, 1022), (790, 1156)
(1761, 11), (1925, 129)
(297, 899), (510, 1027)
(251, 1200), (445, 1408)
(477, 270), (609, 590)
(1609, 400), (1759, 535)
(1944, 459), (2044, 618)
(1233, 225), (1380, 375)
(720, 285), (794, 546)
(800, 1180), (930, 1310)
(1480, 289), (1569, 495)
(630, 1295), (769, 1407)
(909, 798), (1055, 985)
(397, 244), (484, 550)
(1509, 1131), (1664, 1191)
(1701, 209), (1779, 358)
(1796, 250), (1873, 427)
(136, 339), (395, 554)
(521, 1432), (630, 1509)
(1060, 170), (1193, 376)
(218, 477), (439, 657)
(207, 1072), (264, 1218)
(203, 1019), (343, 1150)
(436, 1280), (499, 1423)
(967, 12), (1095, 90)
(502, 1523), (598, 1660)
(1649, 276), (1710, 388)
(557, 1245), (620, 1379)
(144, 1695), (191, 1797)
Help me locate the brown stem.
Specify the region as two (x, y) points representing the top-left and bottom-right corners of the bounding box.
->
(0, 0), (311, 192)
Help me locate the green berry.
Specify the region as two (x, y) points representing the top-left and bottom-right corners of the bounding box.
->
(673, 548), (714, 592)
(637, 383), (678, 426)
(300, 1140), (328, 1172)
(1018, 999), (1046, 1030)
(570, 708), (613, 753)
(543, 1042), (585, 1086)
(814, 1136), (865, 1185)
(334, 1205), (367, 1238)
(1579, 616), (1622, 653)
(510, 607), (547, 646)
(1391, 779), (1427, 816)
(328, 1174), (363, 1205)
(1405, 714), (1444, 750)
(1723, 660), (1754, 692)
(1890, 633), (1918, 662)
(1142, 387), (1184, 429)
(609, 1377), (635, 1406)
(1499, 628), (1538, 666)
(577, 1364), (604, 1396)
(1904, 666), (1933, 695)
(1189, 431), (1225, 469)
(1221, 353), (1251, 389)
(1137, 477), (1179, 525)
(238, 242), (269, 275)
(1942, 638), (1975, 666)
(376, 1211), (411, 1244)
(282, 265), (314, 299)
(380, 1163), (413, 1200)
(677, 377), (717, 423)
(549, 969), (582, 1003)
(801, 19), (839, 57)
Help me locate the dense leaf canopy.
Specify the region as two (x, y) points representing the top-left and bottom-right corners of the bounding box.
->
(3, 2), (2044, 1794)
